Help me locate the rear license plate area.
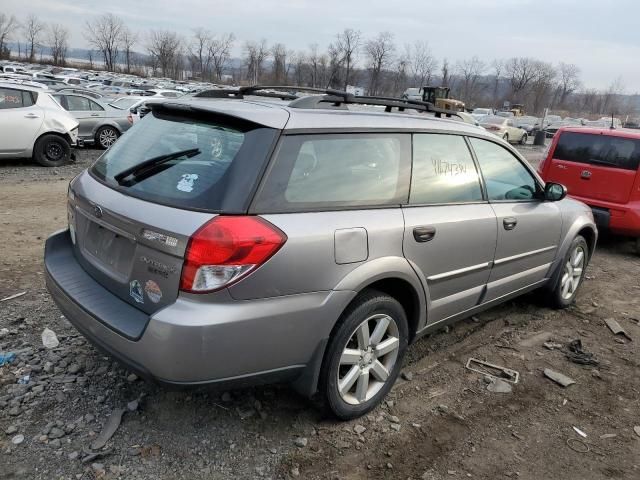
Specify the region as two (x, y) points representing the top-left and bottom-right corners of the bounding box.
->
(81, 218), (136, 278)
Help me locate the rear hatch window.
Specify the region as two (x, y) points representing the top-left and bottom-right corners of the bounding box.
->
(548, 131), (640, 204)
(91, 108), (278, 213)
(554, 132), (640, 171)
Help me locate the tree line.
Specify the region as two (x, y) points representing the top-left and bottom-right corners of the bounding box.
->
(0, 12), (632, 117)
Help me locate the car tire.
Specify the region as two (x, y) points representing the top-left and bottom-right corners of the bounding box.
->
(549, 235), (588, 309)
(96, 126), (119, 149)
(520, 133), (528, 145)
(33, 134), (71, 167)
(319, 290), (408, 420)
(502, 133), (509, 142)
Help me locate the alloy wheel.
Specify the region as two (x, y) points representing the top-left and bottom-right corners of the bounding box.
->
(337, 313), (400, 405)
(560, 245), (585, 300)
(99, 128), (118, 148)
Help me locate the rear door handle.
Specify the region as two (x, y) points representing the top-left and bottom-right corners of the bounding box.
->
(90, 113), (100, 117)
(413, 226), (436, 243)
(581, 170), (592, 179)
(24, 113), (40, 118)
(503, 217), (518, 230)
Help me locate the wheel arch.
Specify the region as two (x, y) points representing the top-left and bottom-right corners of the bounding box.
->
(34, 131), (73, 150)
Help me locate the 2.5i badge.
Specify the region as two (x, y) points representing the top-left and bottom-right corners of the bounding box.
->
(129, 280), (144, 304)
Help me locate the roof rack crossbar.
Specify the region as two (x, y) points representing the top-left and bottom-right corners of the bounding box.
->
(196, 84), (463, 119)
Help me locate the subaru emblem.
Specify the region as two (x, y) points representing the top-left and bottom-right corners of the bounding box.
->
(93, 205), (103, 218)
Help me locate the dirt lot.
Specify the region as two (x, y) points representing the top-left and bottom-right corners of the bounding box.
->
(1, 147), (639, 480)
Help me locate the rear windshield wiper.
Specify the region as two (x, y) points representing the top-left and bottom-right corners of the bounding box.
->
(114, 148), (201, 186)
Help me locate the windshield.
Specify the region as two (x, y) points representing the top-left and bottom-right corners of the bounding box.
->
(481, 116), (506, 125)
(474, 109), (491, 115)
(90, 109), (277, 212)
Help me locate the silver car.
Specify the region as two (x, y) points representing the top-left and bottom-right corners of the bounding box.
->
(52, 93), (131, 149)
(44, 91), (596, 420)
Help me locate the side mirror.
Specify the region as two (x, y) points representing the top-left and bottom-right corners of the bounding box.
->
(544, 182), (567, 201)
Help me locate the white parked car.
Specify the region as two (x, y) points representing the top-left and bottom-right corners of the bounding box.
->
(0, 82), (79, 166)
(471, 107), (493, 121)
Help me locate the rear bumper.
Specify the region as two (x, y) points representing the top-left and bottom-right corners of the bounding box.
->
(45, 230), (354, 389)
(569, 196), (640, 236)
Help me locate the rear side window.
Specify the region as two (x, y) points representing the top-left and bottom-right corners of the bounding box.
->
(554, 132), (640, 171)
(253, 134), (410, 212)
(410, 134), (483, 204)
(66, 95), (91, 111)
(0, 88), (26, 109)
(91, 109), (278, 212)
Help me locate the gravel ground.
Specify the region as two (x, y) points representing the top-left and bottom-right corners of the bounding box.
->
(1, 145), (639, 480)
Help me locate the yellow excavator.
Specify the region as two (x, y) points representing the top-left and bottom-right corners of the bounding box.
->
(421, 86), (465, 112)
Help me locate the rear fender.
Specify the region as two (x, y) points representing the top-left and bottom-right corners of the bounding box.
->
(333, 256), (427, 331)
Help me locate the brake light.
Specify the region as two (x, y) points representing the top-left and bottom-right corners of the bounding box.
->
(180, 216), (287, 293)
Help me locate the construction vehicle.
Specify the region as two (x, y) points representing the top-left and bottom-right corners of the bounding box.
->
(410, 86), (465, 112)
(509, 104), (525, 116)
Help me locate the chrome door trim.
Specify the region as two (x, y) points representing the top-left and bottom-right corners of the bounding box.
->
(493, 245), (556, 266)
(427, 261), (492, 282)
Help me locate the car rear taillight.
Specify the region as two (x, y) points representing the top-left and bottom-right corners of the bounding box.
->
(179, 216), (287, 293)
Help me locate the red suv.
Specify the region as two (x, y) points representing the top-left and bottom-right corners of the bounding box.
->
(538, 127), (640, 248)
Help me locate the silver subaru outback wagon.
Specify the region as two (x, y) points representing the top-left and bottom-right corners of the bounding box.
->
(45, 90), (596, 420)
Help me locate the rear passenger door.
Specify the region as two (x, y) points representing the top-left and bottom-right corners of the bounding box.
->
(469, 137), (562, 301)
(402, 133), (497, 325)
(0, 87), (43, 156)
(65, 95), (101, 138)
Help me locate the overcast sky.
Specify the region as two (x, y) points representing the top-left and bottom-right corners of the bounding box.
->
(4, 0), (639, 91)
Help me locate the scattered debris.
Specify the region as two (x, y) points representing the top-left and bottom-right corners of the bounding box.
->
(41, 328), (59, 349)
(0, 291), (26, 303)
(634, 426), (640, 438)
(599, 434), (617, 439)
(519, 331), (553, 348)
(127, 400), (139, 412)
(604, 319), (632, 341)
(401, 371), (414, 381)
(11, 434), (24, 445)
(573, 426), (587, 438)
(294, 437), (308, 448)
(90, 408), (125, 450)
(544, 369), (575, 387)
(0, 352), (16, 366)
(543, 342), (563, 350)
(17, 375), (30, 385)
(465, 358), (519, 384)
(486, 378), (513, 393)
(81, 448), (113, 464)
(567, 438), (589, 453)
(354, 425), (366, 435)
(565, 339), (599, 366)
(126, 373), (138, 382)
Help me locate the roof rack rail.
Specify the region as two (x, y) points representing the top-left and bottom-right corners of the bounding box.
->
(195, 84), (463, 119)
(194, 86), (298, 100)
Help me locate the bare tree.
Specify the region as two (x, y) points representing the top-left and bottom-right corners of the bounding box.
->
(271, 42), (287, 84)
(407, 40), (437, 86)
(504, 57), (539, 101)
(307, 43), (320, 87)
(0, 14), (18, 59)
(23, 14), (45, 62)
(335, 28), (361, 90)
(531, 61), (556, 114)
(85, 13), (124, 71)
(244, 39), (269, 84)
(209, 33), (234, 82)
(48, 24), (69, 66)
(189, 28), (213, 79)
(365, 32), (395, 96)
(556, 62), (581, 108)
(601, 77), (625, 114)
(441, 58), (450, 87)
(120, 26), (138, 74)
(326, 42), (342, 88)
(147, 30), (182, 78)
(491, 59), (503, 105)
(456, 56), (486, 103)
(392, 53), (410, 95)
